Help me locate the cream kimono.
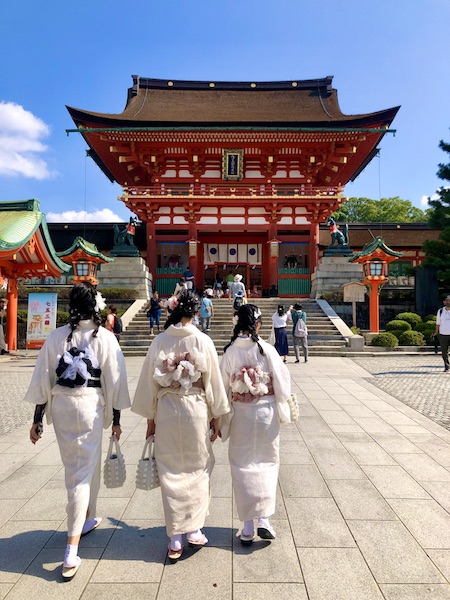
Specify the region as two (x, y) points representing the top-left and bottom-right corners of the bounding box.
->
(132, 324), (229, 537)
(220, 336), (291, 521)
(24, 320), (131, 536)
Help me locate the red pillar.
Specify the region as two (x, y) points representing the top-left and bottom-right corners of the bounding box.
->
(268, 223), (278, 294)
(6, 277), (18, 351)
(369, 282), (382, 333)
(309, 222), (319, 275)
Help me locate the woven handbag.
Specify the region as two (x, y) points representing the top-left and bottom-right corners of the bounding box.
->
(287, 393), (300, 422)
(135, 435), (160, 491)
(103, 434), (126, 488)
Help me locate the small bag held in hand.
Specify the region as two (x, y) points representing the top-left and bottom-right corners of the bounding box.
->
(135, 435), (160, 491)
(103, 434), (126, 488)
(287, 393), (300, 422)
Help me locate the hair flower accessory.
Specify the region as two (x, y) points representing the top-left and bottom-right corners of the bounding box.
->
(153, 347), (207, 390)
(94, 291), (106, 312)
(167, 296), (179, 311)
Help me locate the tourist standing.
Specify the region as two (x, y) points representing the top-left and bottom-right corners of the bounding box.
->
(271, 304), (289, 363)
(199, 290), (214, 332)
(220, 303), (291, 545)
(229, 274), (247, 300)
(132, 290), (229, 562)
(290, 303), (308, 363)
(147, 291), (164, 336)
(433, 295), (450, 372)
(25, 282), (130, 579)
(0, 298), (9, 355)
(106, 305), (122, 343)
(183, 267), (195, 290)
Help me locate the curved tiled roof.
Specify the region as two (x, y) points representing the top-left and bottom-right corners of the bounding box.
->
(0, 200), (70, 272)
(67, 75), (399, 128)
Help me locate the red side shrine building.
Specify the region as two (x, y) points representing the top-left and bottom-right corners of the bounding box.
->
(67, 76), (399, 297)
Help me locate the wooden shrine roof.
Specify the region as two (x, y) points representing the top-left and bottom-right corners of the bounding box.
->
(67, 75), (399, 128)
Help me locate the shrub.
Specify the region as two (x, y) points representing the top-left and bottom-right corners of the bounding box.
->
(386, 319), (411, 332)
(395, 312), (422, 328)
(415, 322), (434, 334)
(398, 330), (425, 346)
(424, 314), (437, 323)
(350, 326), (361, 335)
(321, 290), (344, 302)
(388, 329), (406, 340)
(371, 332), (399, 348)
(98, 287), (139, 300)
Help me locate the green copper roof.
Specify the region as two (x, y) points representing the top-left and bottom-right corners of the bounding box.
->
(58, 236), (113, 262)
(350, 236), (403, 262)
(0, 199), (70, 272)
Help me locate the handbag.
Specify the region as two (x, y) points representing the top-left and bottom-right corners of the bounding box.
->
(135, 435), (160, 491)
(287, 393), (300, 422)
(268, 327), (276, 345)
(103, 434), (126, 488)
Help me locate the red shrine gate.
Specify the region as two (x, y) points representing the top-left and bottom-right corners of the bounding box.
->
(67, 76), (398, 296)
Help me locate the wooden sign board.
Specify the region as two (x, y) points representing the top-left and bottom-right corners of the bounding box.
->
(343, 282), (366, 303)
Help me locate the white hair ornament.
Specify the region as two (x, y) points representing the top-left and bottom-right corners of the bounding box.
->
(94, 292), (106, 312)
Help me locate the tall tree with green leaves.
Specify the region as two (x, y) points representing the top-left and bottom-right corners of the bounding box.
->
(422, 137), (450, 286)
(331, 196), (426, 223)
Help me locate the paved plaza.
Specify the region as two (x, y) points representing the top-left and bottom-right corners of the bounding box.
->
(1, 351), (450, 599)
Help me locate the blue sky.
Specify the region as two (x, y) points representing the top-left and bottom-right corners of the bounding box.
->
(0, 0), (449, 223)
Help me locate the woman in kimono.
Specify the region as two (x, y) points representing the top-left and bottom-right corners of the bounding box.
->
(26, 282), (131, 579)
(132, 290), (229, 562)
(220, 303), (291, 544)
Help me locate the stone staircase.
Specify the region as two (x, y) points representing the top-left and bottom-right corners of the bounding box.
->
(120, 298), (349, 357)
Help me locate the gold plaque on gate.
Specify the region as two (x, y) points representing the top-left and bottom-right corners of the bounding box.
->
(222, 149), (243, 181)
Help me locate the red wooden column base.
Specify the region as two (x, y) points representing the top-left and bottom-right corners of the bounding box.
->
(6, 278), (18, 351)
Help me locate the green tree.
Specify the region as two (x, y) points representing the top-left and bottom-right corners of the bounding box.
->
(422, 137), (450, 286)
(331, 197), (426, 223)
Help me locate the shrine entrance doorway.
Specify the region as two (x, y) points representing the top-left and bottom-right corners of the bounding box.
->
(204, 263), (262, 296)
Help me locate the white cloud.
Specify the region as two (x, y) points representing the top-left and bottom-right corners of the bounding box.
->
(46, 208), (123, 223)
(0, 101), (55, 179)
(420, 195), (429, 207)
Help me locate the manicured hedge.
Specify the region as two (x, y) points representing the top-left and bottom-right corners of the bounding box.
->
(386, 320), (411, 332)
(398, 330), (425, 346)
(371, 332), (399, 348)
(395, 312), (422, 328)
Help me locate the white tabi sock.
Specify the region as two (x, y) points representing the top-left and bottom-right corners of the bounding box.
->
(242, 520), (254, 536)
(169, 535), (182, 551)
(63, 544), (79, 568)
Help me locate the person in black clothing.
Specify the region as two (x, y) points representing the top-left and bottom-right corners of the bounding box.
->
(147, 291), (164, 335)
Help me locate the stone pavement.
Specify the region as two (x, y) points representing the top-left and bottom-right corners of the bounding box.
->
(2, 352), (450, 599)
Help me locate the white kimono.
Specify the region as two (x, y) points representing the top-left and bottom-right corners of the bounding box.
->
(220, 336), (291, 521)
(132, 324), (230, 537)
(24, 320), (131, 536)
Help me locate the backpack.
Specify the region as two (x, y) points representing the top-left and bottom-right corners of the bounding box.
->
(294, 313), (307, 337)
(233, 295), (244, 311)
(113, 315), (123, 335)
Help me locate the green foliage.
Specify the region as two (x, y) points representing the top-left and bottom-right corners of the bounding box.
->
(16, 309), (28, 323)
(424, 314), (437, 322)
(371, 332), (399, 347)
(398, 330), (425, 346)
(388, 330), (406, 340)
(98, 287), (139, 300)
(395, 312), (422, 328)
(422, 137), (450, 286)
(415, 323), (436, 344)
(331, 197), (426, 223)
(320, 290), (343, 302)
(350, 326), (361, 334)
(386, 320), (411, 332)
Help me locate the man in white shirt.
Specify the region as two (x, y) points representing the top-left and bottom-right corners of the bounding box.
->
(434, 295), (450, 372)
